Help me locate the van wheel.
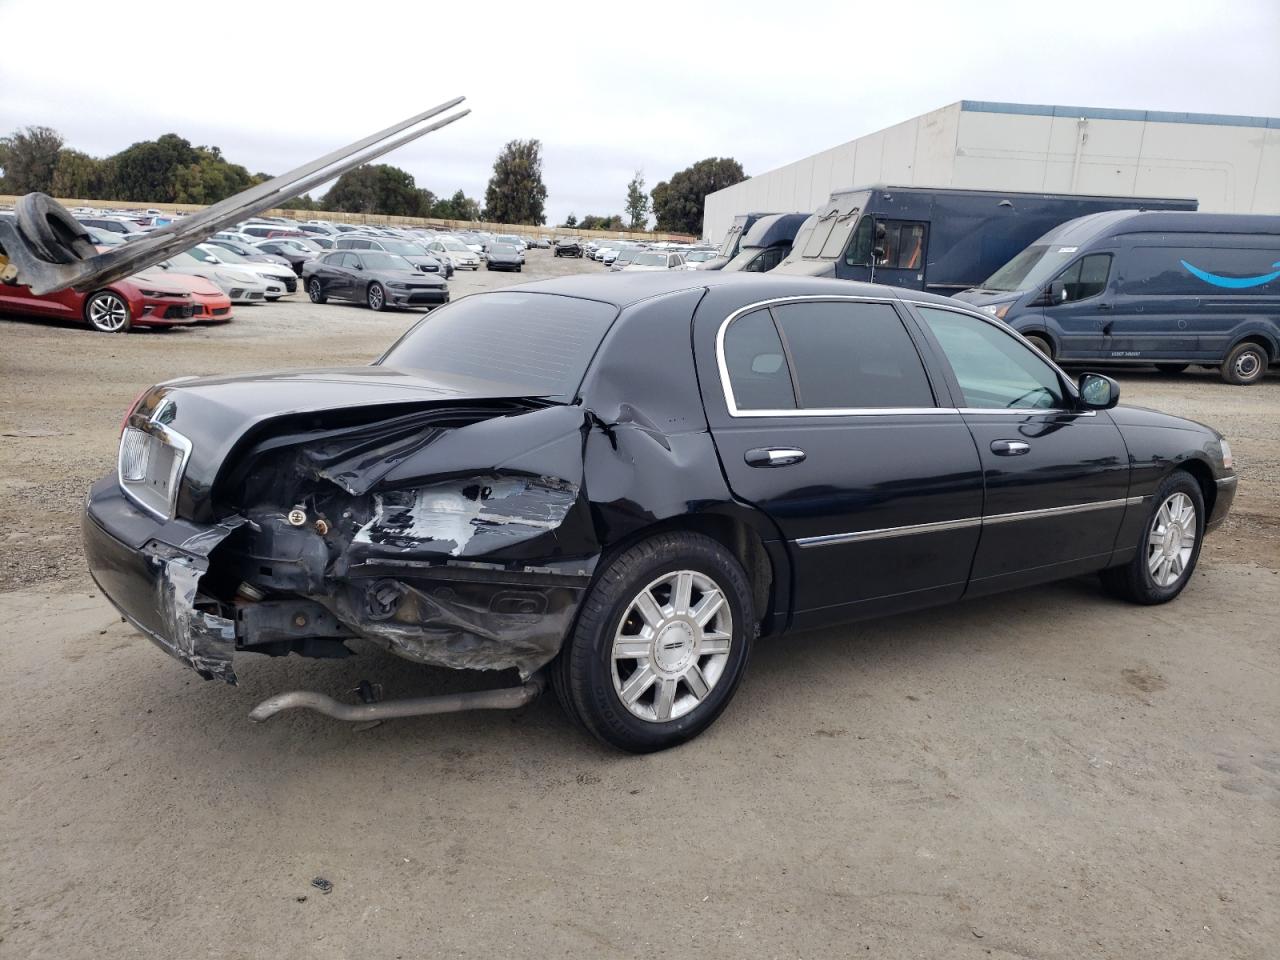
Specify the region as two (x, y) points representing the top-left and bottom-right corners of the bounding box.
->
(1024, 334), (1053, 358)
(1220, 342), (1267, 385)
(552, 532), (754, 753)
(1156, 363), (1189, 374)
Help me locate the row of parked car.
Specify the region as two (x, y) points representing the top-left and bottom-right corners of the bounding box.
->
(549, 236), (719, 272)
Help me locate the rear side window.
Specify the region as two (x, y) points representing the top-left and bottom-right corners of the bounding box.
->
(722, 310), (797, 411)
(771, 301), (935, 409)
(1120, 244), (1280, 295)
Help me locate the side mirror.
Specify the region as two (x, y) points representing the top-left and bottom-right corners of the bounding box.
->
(1078, 373), (1119, 410)
(353, 263), (363, 271)
(1048, 280), (1067, 304)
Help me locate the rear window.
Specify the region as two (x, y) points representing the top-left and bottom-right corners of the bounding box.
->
(379, 292), (618, 399)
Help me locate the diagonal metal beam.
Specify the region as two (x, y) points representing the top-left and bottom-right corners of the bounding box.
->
(0, 98), (469, 295)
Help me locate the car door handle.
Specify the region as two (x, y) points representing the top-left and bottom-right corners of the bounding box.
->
(990, 439), (1030, 456)
(745, 447), (806, 467)
(1096, 302), (1112, 310)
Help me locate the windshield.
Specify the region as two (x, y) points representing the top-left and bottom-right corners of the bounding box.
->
(361, 252), (412, 271)
(380, 292), (619, 400)
(981, 244), (1079, 293)
(632, 252), (666, 267)
(440, 239), (468, 252)
(685, 250), (715, 262)
(717, 222), (743, 258)
(491, 243), (517, 255)
(167, 252), (200, 267)
(381, 240), (424, 256)
(209, 246), (248, 263)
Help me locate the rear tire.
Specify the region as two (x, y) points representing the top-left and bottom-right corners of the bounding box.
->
(84, 290), (131, 333)
(1024, 333), (1053, 358)
(307, 278), (327, 304)
(553, 532), (754, 753)
(367, 282), (386, 312)
(1220, 342), (1268, 385)
(1156, 363), (1189, 374)
(1100, 471), (1204, 605)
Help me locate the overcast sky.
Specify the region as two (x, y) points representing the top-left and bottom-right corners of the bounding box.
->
(2, 0), (1278, 227)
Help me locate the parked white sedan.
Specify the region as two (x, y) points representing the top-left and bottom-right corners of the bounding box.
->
(622, 251), (687, 271)
(190, 245), (297, 298)
(426, 237), (482, 270)
(157, 251), (275, 303)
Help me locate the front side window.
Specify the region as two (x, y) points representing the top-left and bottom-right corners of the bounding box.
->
(918, 307), (1065, 410)
(1052, 253), (1112, 304)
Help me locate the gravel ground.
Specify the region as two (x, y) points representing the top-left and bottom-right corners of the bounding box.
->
(1, 251), (1277, 958)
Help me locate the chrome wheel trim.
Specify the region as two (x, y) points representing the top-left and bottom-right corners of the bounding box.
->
(610, 569), (733, 723)
(88, 294), (127, 331)
(1234, 349), (1261, 379)
(1147, 492), (1197, 587)
(368, 284), (383, 309)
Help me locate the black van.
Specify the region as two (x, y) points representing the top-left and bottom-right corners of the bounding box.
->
(701, 211), (787, 271)
(720, 213), (810, 272)
(955, 211), (1280, 385)
(771, 185), (1195, 291)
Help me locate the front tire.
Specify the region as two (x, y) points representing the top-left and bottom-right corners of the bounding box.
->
(1100, 471), (1204, 604)
(84, 290), (131, 333)
(1220, 342), (1268, 385)
(367, 282), (386, 311)
(1024, 333), (1053, 358)
(554, 532), (754, 753)
(307, 278), (327, 303)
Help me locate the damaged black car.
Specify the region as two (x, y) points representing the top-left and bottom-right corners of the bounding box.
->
(82, 272), (1237, 752)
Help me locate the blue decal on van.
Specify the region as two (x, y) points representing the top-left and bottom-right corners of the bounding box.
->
(1181, 259), (1280, 289)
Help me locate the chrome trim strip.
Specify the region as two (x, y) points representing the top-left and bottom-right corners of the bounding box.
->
(1216, 475), (1238, 486)
(795, 496), (1147, 548)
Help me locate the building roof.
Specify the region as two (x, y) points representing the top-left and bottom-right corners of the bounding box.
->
(959, 100), (1280, 130)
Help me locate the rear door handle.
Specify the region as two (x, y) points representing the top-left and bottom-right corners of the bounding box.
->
(745, 447), (806, 467)
(1096, 302), (1112, 310)
(990, 439), (1030, 456)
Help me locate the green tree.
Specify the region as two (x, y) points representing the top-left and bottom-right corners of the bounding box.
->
(651, 157), (747, 235)
(564, 212), (578, 228)
(625, 170), (649, 230)
(321, 164), (434, 217)
(110, 133), (198, 202)
(432, 189), (481, 221)
(579, 214), (624, 231)
(0, 125), (64, 194)
(483, 139), (547, 225)
(50, 149), (110, 198)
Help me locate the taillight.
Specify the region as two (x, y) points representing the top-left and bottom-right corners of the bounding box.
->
(120, 386), (150, 436)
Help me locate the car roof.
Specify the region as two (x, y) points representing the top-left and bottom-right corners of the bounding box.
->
(508, 272), (964, 310)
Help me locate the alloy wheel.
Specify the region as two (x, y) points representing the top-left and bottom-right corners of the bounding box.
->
(368, 284), (384, 310)
(610, 570), (733, 723)
(1147, 492), (1197, 587)
(88, 293), (128, 332)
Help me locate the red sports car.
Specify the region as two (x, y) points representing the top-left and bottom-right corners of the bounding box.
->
(134, 271), (234, 324)
(0, 273), (206, 333)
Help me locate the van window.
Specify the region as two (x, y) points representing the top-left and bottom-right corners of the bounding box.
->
(722, 309), (797, 411)
(771, 301), (935, 409)
(1054, 254), (1112, 303)
(919, 308), (1065, 410)
(1121, 244), (1280, 296)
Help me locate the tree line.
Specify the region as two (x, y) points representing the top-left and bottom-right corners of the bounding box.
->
(1, 125), (749, 235)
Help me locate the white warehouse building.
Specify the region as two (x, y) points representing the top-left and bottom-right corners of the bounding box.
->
(702, 100), (1280, 242)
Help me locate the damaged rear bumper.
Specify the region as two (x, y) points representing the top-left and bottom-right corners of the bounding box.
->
(82, 476), (242, 682)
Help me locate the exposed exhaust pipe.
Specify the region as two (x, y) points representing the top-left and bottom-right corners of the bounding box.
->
(248, 674), (545, 723)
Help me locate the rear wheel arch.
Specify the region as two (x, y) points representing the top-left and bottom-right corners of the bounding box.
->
(1231, 332), (1278, 361)
(590, 511), (780, 633)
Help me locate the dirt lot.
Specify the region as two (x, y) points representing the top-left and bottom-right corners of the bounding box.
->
(1, 250), (1277, 958)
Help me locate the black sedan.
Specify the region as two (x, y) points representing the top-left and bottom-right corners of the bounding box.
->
(553, 237), (583, 258)
(485, 242), (523, 271)
(301, 250), (448, 310)
(82, 273), (1235, 752)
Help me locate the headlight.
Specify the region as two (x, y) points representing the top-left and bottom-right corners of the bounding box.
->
(1220, 439), (1233, 469)
(982, 303), (1011, 320)
(138, 288), (177, 298)
(388, 282), (408, 289)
